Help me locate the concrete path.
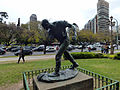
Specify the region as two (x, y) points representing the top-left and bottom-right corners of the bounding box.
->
(0, 55), (55, 62)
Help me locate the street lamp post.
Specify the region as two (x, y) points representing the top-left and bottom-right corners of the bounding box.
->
(113, 18), (119, 50)
(109, 16), (115, 54)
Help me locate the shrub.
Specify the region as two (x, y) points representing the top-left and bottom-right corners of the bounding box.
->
(94, 53), (104, 58)
(114, 52), (120, 60)
(63, 52), (104, 60)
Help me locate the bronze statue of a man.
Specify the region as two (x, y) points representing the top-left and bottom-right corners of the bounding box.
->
(41, 19), (79, 76)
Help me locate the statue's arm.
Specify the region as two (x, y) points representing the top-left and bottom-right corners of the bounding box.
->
(65, 21), (77, 40)
(48, 29), (54, 40)
(72, 25), (77, 38)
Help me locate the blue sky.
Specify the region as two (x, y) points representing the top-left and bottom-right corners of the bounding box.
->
(0, 0), (120, 29)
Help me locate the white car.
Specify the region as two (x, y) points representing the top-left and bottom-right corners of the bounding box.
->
(78, 45), (82, 49)
(87, 45), (97, 50)
(94, 43), (102, 47)
(109, 44), (117, 48)
(46, 46), (56, 52)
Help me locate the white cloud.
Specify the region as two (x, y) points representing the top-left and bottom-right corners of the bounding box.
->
(111, 7), (120, 15)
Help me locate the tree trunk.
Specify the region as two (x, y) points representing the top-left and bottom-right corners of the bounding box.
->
(43, 44), (46, 54)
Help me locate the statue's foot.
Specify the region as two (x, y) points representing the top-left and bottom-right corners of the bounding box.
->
(70, 63), (79, 69)
(48, 72), (60, 77)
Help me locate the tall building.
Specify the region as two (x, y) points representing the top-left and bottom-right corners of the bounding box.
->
(84, 15), (98, 34)
(97, 0), (109, 32)
(84, 0), (109, 34)
(30, 14), (37, 22)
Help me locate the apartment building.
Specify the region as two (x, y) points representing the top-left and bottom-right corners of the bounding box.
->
(30, 14), (37, 22)
(84, 0), (109, 34)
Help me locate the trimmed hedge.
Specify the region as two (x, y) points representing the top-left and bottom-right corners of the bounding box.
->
(63, 52), (104, 60)
(114, 52), (120, 60)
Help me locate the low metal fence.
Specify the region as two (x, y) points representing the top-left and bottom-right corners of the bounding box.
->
(23, 65), (119, 90)
(77, 67), (119, 90)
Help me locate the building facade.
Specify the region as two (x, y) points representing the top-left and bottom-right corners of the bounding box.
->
(30, 14), (37, 22)
(84, 0), (109, 34)
(97, 0), (109, 32)
(84, 15), (98, 34)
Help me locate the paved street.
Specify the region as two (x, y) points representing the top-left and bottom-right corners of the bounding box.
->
(0, 47), (120, 62)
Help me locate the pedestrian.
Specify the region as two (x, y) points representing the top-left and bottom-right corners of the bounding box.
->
(88, 47), (91, 52)
(106, 45), (109, 54)
(103, 44), (106, 53)
(41, 19), (79, 76)
(18, 47), (25, 64)
(56, 46), (59, 51)
(101, 45), (104, 53)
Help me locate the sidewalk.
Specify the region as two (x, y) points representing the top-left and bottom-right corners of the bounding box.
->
(0, 55), (55, 62)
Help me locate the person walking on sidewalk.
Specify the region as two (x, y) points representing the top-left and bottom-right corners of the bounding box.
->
(18, 47), (25, 64)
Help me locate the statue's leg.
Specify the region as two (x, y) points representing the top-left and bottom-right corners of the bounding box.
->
(64, 51), (79, 69)
(55, 39), (69, 75)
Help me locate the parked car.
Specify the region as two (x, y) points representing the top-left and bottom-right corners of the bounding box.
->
(67, 45), (73, 51)
(109, 44), (117, 49)
(23, 46), (36, 50)
(113, 44), (117, 47)
(14, 49), (33, 56)
(77, 45), (82, 49)
(11, 46), (21, 52)
(91, 47), (97, 50)
(73, 45), (79, 49)
(87, 45), (96, 50)
(0, 48), (6, 55)
(0, 46), (6, 50)
(94, 43), (102, 47)
(6, 46), (18, 51)
(46, 46), (56, 52)
(32, 45), (44, 51)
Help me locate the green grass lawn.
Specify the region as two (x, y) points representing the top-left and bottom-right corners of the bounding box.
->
(0, 58), (120, 87)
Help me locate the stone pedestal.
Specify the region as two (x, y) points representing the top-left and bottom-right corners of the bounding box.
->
(33, 72), (93, 90)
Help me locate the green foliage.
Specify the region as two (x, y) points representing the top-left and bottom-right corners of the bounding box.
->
(76, 30), (111, 44)
(77, 30), (97, 44)
(103, 54), (115, 59)
(63, 52), (104, 60)
(20, 21), (54, 45)
(0, 23), (17, 45)
(94, 53), (104, 58)
(114, 52), (120, 60)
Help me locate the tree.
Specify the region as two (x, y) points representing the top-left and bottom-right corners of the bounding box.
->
(77, 30), (96, 44)
(27, 30), (39, 44)
(77, 30), (102, 52)
(38, 29), (55, 54)
(20, 21), (41, 45)
(21, 21), (55, 54)
(69, 24), (79, 45)
(0, 12), (8, 23)
(0, 23), (17, 46)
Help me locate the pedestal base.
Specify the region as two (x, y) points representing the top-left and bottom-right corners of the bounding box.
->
(37, 69), (78, 82)
(33, 72), (93, 90)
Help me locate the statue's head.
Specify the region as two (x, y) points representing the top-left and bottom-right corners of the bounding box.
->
(41, 19), (50, 30)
